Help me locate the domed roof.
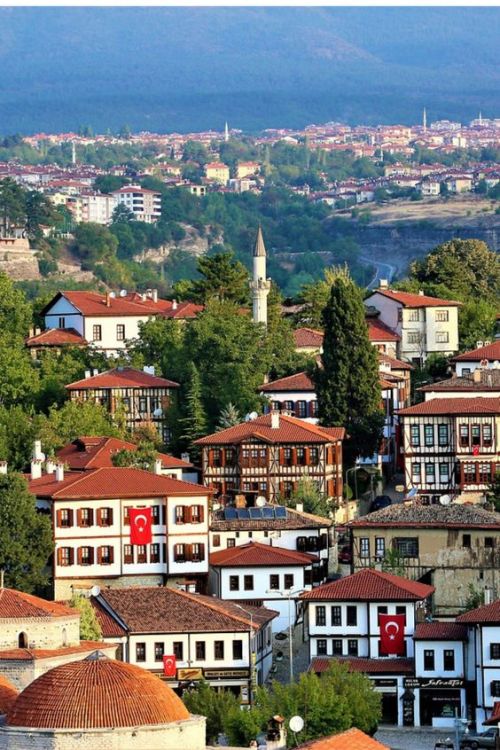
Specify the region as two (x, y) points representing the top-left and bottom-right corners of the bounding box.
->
(6, 652), (190, 729)
(0, 675), (18, 715)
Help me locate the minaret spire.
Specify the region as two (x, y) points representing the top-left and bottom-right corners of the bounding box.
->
(224, 122), (229, 142)
(250, 225), (271, 327)
(423, 107), (427, 133)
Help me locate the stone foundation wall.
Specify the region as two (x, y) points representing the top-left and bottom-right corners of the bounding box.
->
(0, 617), (80, 650)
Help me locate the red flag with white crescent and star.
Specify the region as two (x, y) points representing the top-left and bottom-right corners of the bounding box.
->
(163, 655), (176, 677)
(129, 507), (152, 545)
(379, 613), (406, 656)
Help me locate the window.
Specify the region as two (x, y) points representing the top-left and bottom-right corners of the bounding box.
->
(485, 537), (494, 549)
(155, 642), (164, 662)
(98, 546), (113, 565)
(443, 650), (455, 671)
(214, 641), (224, 660)
(78, 508), (93, 527)
(359, 538), (370, 558)
(424, 425), (434, 447)
(190, 505), (204, 524)
(123, 545), (133, 564)
(175, 506), (186, 524)
(284, 400), (293, 412)
(463, 534), (471, 548)
(472, 424), (481, 446)
(195, 641), (206, 660)
(464, 462), (476, 483)
(412, 462), (421, 482)
(173, 641), (183, 660)
(316, 606), (326, 627)
(190, 543), (204, 562)
(424, 649), (435, 671)
(233, 640), (243, 660)
(394, 538), (419, 557)
(116, 324), (125, 341)
(346, 606), (357, 626)
(244, 575), (254, 591)
(438, 424), (449, 446)
(284, 574), (294, 590)
(377, 606), (388, 623)
(98, 507), (113, 526)
(332, 640), (343, 655)
(283, 448), (292, 466)
(150, 543), (160, 563)
(480, 463), (491, 483)
(78, 546), (93, 566)
(212, 534), (221, 548)
(425, 463), (435, 483)
(296, 401), (307, 419)
(58, 508), (73, 528)
(136, 643), (146, 662)
(213, 448), (222, 467)
(310, 447), (319, 465)
(396, 606), (407, 624)
(408, 310), (420, 322)
(435, 310), (449, 322)
(227, 538), (236, 548)
(439, 463), (449, 482)
(331, 606), (342, 626)
(139, 396), (147, 413)
(311, 401), (319, 418)
(375, 537), (386, 559)
(225, 448), (236, 466)
(459, 424), (469, 447)
(435, 331), (449, 344)
(317, 639), (328, 655)
(348, 640), (358, 656)
(410, 425), (420, 447)
(491, 681), (500, 698)
(58, 547), (73, 566)
(408, 332), (421, 344)
(229, 576), (239, 592)
(269, 574), (280, 590)
(483, 424), (493, 447)
(136, 545), (147, 564)
(92, 324), (102, 342)
(490, 643), (500, 660)
(296, 447), (306, 465)
(58, 316), (66, 328)
(150, 505), (160, 525)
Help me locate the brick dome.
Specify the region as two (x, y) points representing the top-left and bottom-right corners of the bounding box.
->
(0, 675), (18, 715)
(6, 652), (190, 729)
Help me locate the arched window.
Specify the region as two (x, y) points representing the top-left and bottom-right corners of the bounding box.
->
(18, 632), (28, 648)
(62, 628), (68, 646)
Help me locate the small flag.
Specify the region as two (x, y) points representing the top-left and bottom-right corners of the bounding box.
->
(472, 445), (480, 456)
(163, 654), (177, 677)
(129, 508), (152, 545)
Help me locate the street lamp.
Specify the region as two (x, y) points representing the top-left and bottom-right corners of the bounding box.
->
(267, 586), (304, 684)
(233, 603), (256, 705)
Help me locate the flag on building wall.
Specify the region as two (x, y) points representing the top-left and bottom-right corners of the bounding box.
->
(379, 613), (406, 655)
(163, 655), (177, 677)
(129, 507), (152, 545)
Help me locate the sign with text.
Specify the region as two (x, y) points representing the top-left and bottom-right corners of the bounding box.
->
(177, 668), (203, 681)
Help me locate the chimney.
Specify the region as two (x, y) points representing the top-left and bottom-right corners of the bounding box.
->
(85, 369), (91, 379)
(473, 368), (482, 383)
(379, 279), (389, 290)
(172, 299), (178, 311)
(154, 458), (163, 475)
(181, 452), (190, 463)
(0, 461), (7, 475)
(419, 290), (425, 296)
(152, 289), (158, 303)
(31, 459), (43, 480)
(33, 440), (45, 461)
(45, 459), (56, 474)
(295, 502), (304, 513)
(55, 463), (65, 482)
(105, 292), (111, 307)
(143, 365), (155, 376)
(484, 587), (492, 605)
(35, 327), (41, 335)
(271, 412), (280, 429)
(92, 369), (99, 376)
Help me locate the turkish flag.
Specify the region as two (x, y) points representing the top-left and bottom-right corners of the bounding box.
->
(129, 507), (152, 545)
(472, 445), (480, 456)
(379, 614), (406, 656)
(163, 655), (176, 677)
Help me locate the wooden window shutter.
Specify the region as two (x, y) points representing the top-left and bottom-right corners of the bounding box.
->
(199, 504), (204, 523)
(69, 548), (74, 565)
(97, 509), (102, 527)
(89, 547), (94, 565)
(279, 448), (284, 465)
(77, 509), (82, 527)
(68, 509), (74, 526)
(56, 509), (62, 527)
(109, 546), (114, 564)
(186, 544), (193, 562)
(97, 547), (102, 564)
(109, 508), (114, 525)
(305, 448), (310, 466)
(57, 548), (63, 565)
(77, 547), (83, 564)
(199, 543), (205, 561)
(89, 508), (94, 526)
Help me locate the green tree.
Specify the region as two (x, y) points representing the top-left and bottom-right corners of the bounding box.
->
(94, 175), (128, 194)
(190, 252), (249, 305)
(287, 476), (330, 517)
(71, 223), (118, 268)
(0, 406), (38, 470)
(0, 336), (39, 408)
(217, 403), (241, 430)
(0, 272), (32, 338)
(459, 299), (497, 352)
(313, 267), (384, 465)
(111, 440), (158, 471)
(182, 141), (210, 165)
(299, 267), (341, 329)
(38, 400), (125, 453)
(485, 470), (500, 513)
(183, 681), (241, 745)
(0, 472), (53, 592)
(178, 362), (208, 461)
(0, 178), (26, 236)
(69, 594), (102, 640)
(111, 203), (135, 224)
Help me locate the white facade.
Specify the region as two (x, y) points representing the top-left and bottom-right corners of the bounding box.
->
(112, 186), (161, 223)
(466, 624), (500, 728)
(413, 638), (467, 729)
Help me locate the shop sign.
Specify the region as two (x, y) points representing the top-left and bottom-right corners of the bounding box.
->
(404, 677), (464, 689)
(204, 669), (250, 679)
(373, 679), (397, 687)
(177, 668), (203, 681)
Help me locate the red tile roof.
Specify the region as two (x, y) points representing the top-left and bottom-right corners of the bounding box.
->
(57, 436), (192, 471)
(293, 328), (324, 349)
(260, 372), (315, 393)
(414, 622), (468, 640)
(419, 371), (500, 393)
(367, 318), (400, 342)
(301, 569), (434, 601)
(195, 413), (345, 446)
(42, 290), (172, 318)
(311, 656), (414, 675)
(457, 599), (500, 624)
(398, 396), (500, 416)
(66, 366), (179, 390)
(29, 466), (210, 500)
(95, 587), (277, 635)
(298, 727), (389, 750)
(210, 541), (317, 567)
(91, 598), (128, 639)
(379, 353), (414, 371)
(0, 641), (115, 661)
(0, 676), (18, 714)
(370, 289), (461, 308)
(162, 301), (204, 319)
(6, 654), (190, 728)
(452, 341), (500, 362)
(0, 588), (77, 620)
(350, 503), (500, 529)
(25, 328), (87, 347)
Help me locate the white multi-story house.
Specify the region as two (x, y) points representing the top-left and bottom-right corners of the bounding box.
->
(365, 286), (461, 364)
(303, 568), (434, 727)
(29, 464), (212, 599)
(91, 586), (276, 702)
(452, 341), (500, 376)
(79, 191), (115, 224)
(111, 185), (162, 223)
(209, 541), (318, 632)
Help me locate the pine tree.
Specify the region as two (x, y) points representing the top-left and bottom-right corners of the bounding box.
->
(217, 403), (241, 430)
(179, 362), (208, 461)
(312, 267), (384, 466)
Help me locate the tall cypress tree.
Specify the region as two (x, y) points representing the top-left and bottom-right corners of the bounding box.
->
(179, 362), (208, 462)
(312, 267), (384, 466)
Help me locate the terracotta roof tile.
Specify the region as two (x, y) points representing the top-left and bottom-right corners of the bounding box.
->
(298, 727), (389, 750)
(66, 366), (179, 390)
(0, 588), (77, 620)
(311, 656), (414, 676)
(161, 301), (204, 319)
(25, 328), (87, 347)
(301, 569), (434, 601)
(457, 599), (500, 624)
(414, 622), (468, 640)
(0, 676), (18, 714)
(91, 598), (127, 638)
(367, 318), (400, 342)
(42, 290), (171, 318)
(195, 413), (345, 446)
(210, 541), (317, 567)
(293, 328), (324, 349)
(398, 396), (500, 416)
(370, 289), (461, 308)
(95, 587), (277, 635)
(452, 341), (500, 362)
(6, 655), (190, 728)
(419, 370), (500, 392)
(260, 372), (314, 393)
(57, 436), (193, 471)
(379, 353), (414, 370)
(350, 503), (500, 530)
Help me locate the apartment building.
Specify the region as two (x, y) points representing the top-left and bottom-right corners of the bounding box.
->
(111, 185), (162, 223)
(204, 162), (230, 184)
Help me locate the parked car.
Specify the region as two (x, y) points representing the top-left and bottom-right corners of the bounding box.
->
(460, 727), (499, 749)
(370, 495), (392, 513)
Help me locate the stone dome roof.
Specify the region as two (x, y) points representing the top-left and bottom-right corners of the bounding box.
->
(0, 675), (18, 715)
(6, 652), (190, 729)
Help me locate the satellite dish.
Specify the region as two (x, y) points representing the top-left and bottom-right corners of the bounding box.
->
(119, 289), (128, 297)
(255, 496), (267, 507)
(90, 585), (101, 597)
(249, 411), (258, 420)
(440, 494), (451, 506)
(109, 291), (116, 298)
(289, 716), (304, 734)
(153, 408), (163, 417)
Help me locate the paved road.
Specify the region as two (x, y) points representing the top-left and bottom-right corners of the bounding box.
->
(375, 726), (456, 750)
(360, 256), (397, 289)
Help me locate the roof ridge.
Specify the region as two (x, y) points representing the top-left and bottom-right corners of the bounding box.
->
(175, 589), (252, 628)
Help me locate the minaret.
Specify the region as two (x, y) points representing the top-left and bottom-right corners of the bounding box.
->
(224, 122), (229, 142)
(423, 107), (427, 133)
(71, 141), (76, 165)
(250, 225), (271, 327)
(479, 111), (483, 126)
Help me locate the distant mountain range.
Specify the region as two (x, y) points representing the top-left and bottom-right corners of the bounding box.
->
(0, 7), (498, 134)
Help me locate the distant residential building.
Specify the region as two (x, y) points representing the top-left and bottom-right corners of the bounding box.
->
(452, 341), (500, 376)
(445, 175), (473, 193)
(91, 586), (276, 701)
(418, 178), (441, 196)
(260, 372), (318, 423)
(293, 327), (324, 355)
(79, 191), (115, 224)
(365, 287), (461, 364)
(66, 367), (179, 443)
(111, 185), (162, 223)
(25, 327), (87, 359)
(236, 161), (260, 179)
(204, 162), (230, 184)
(419, 368), (500, 401)
(366, 317), (400, 357)
(195, 413), (345, 505)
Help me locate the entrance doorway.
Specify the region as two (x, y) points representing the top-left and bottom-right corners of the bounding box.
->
(381, 693), (398, 724)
